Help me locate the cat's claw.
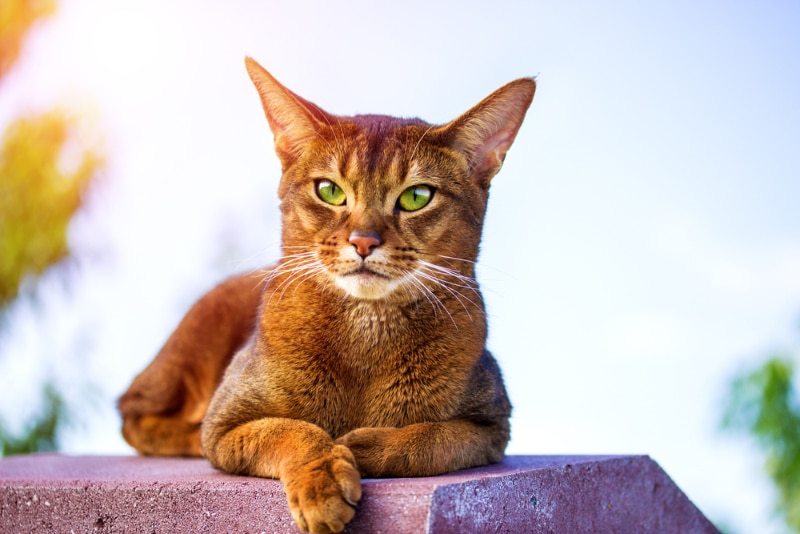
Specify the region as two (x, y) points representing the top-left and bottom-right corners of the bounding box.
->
(284, 445), (362, 534)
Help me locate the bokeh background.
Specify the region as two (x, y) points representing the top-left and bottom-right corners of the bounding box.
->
(2, 1), (799, 532)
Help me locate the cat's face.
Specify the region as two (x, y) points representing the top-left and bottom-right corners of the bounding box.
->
(277, 117), (493, 301)
(246, 58), (535, 302)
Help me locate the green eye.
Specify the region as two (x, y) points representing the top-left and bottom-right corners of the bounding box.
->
(315, 179), (346, 206)
(397, 185), (433, 211)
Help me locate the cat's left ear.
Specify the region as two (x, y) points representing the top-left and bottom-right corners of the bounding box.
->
(443, 78), (536, 188)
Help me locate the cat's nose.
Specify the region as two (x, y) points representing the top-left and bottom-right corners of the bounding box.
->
(348, 231), (381, 258)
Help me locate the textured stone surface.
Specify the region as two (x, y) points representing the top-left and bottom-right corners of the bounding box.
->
(0, 454), (719, 533)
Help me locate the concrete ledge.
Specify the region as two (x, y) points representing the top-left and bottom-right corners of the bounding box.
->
(0, 454), (718, 533)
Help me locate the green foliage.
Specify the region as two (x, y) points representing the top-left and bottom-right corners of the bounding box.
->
(1, 0), (105, 312)
(0, 0), (104, 456)
(0, 381), (70, 456)
(723, 353), (800, 532)
(1, 0), (104, 313)
(0, 109), (103, 310)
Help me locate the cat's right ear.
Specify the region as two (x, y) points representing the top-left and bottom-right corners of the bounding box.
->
(245, 57), (329, 164)
(441, 77), (536, 189)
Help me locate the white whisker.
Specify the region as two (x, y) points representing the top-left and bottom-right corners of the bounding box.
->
(412, 269), (479, 319)
(262, 252), (328, 306)
(402, 271), (457, 327)
(436, 254), (478, 265)
(409, 124), (436, 162)
(393, 254), (485, 325)
(417, 261), (482, 296)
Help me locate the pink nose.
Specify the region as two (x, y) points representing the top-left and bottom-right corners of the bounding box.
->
(348, 231), (381, 258)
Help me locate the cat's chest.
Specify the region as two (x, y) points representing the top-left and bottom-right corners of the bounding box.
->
(338, 302), (407, 349)
(338, 305), (463, 426)
(260, 292), (466, 428)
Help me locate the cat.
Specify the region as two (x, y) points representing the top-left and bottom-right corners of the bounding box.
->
(118, 56), (535, 534)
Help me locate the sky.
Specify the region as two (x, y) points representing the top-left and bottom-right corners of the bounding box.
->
(2, 0), (800, 531)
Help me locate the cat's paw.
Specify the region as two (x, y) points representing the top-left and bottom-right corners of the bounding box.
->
(335, 427), (394, 477)
(284, 444), (362, 534)
(118, 363), (206, 456)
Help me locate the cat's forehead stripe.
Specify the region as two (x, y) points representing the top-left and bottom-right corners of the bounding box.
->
(325, 156), (342, 180)
(405, 161), (421, 184)
(336, 134), (408, 188)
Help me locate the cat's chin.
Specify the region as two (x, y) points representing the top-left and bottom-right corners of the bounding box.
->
(335, 271), (400, 300)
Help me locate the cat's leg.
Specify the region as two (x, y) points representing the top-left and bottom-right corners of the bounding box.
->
(335, 418), (509, 477)
(117, 270), (266, 456)
(337, 349), (511, 477)
(201, 344), (362, 534)
(203, 417), (361, 534)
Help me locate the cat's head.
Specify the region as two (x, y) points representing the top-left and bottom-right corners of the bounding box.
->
(246, 57), (535, 302)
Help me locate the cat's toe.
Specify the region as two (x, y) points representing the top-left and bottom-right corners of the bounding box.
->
(330, 445), (362, 505)
(284, 446), (361, 533)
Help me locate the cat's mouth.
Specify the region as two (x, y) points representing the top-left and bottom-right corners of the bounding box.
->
(335, 265), (396, 299)
(346, 266), (389, 279)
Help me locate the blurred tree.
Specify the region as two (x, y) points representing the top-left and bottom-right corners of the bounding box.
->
(0, 0), (104, 455)
(0, 0), (103, 311)
(0, 383), (70, 456)
(723, 349), (800, 532)
(0, 109), (103, 309)
(0, 0), (56, 83)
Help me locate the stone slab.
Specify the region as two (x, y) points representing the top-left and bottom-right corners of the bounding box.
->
(0, 454), (719, 533)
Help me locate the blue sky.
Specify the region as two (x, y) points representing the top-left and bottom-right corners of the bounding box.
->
(1, 1), (799, 531)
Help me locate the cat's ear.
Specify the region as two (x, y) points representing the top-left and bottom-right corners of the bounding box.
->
(443, 78), (536, 187)
(245, 57), (331, 164)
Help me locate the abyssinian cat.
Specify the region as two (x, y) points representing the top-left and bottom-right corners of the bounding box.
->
(118, 57), (535, 533)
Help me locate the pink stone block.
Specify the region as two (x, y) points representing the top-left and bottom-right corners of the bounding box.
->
(0, 454), (718, 533)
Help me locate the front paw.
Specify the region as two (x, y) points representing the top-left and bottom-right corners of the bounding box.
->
(335, 427), (395, 477)
(284, 444), (362, 534)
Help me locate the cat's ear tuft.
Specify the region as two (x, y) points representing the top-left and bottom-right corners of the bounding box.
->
(444, 78), (536, 187)
(245, 57), (330, 164)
